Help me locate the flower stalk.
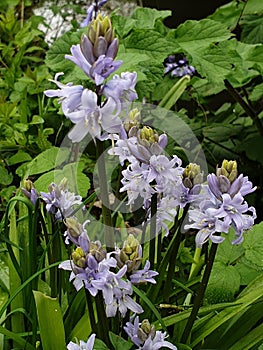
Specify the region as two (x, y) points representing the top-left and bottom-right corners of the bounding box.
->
(180, 241), (219, 344)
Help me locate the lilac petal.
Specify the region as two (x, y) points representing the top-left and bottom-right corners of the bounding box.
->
(106, 38), (119, 59)
(68, 120), (89, 143)
(94, 37), (108, 57)
(81, 35), (96, 64)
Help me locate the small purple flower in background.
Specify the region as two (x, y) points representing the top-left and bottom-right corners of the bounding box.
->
(67, 333), (96, 350)
(80, 0), (108, 27)
(163, 53), (195, 78)
(129, 260), (159, 285)
(124, 316), (177, 349)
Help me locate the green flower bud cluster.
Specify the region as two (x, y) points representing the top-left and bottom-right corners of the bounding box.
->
(117, 234), (142, 272)
(216, 160), (238, 183)
(124, 108), (141, 133)
(64, 217), (83, 238)
(183, 163), (203, 189)
(89, 241), (107, 262)
(140, 126), (159, 145)
(72, 247), (86, 268)
(137, 319), (156, 343)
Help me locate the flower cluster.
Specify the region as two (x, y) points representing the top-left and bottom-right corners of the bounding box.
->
(59, 216), (157, 318)
(44, 15), (137, 142)
(40, 178), (83, 221)
(67, 334), (96, 350)
(163, 53), (195, 78)
(124, 316), (177, 349)
(184, 160), (257, 247)
(110, 117), (203, 235)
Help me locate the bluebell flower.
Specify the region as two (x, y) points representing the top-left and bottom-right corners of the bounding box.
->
(163, 54), (195, 78)
(101, 72), (138, 109)
(21, 179), (39, 205)
(80, 0), (108, 27)
(45, 75), (122, 141)
(67, 334), (96, 350)
(40, 179), (83, 221)
(129, 260), (159, 285)
(124, 316), (177, 349)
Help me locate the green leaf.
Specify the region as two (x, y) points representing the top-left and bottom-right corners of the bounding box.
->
(228, 317), (263, 350)
(159, 75), (190, 109)
(45, 30), (83, 73)
(34, 162), (90, 197)
(130, 7), (171, 29)
(208, 1), (243, 30)
(239, 135), (263, 164)
(250, 82), (263, 101)
(215, 229), (245, 265)
(0, 325), (35, 350)
(242, 222), (263, 267)
(205, 262), (240, 303)
(26, 146), (69, 175)
(111, 14), (137, 38)
(124, 29), (174, 60)
(33, 291), (66, 350)
(109, 332), (133, 350)
(6, 150), (32, 166)
(0, 165), (13, 185)
(244, 44), (263, 74)
(241, 14), (263, 44)
(169, 19), (233, 51)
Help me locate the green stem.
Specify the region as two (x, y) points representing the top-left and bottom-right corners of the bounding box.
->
(96, 139), (115, 249)
(149, 193), (158, 267)
(85, 290), (97, 335)
(180, 242), (218, 344)
(94, 293), (111, 348)
(163, 205), (189, 302)
(224, 79), (263, 136)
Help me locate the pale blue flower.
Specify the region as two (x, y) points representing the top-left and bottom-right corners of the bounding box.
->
(65, 44), (122, 85)
(129, 260), (158, 285)
(66, 89), (122, 142)
(67, 334), (96, 350)
(102, 72), (138, 108)
(124, 316), (177, 350)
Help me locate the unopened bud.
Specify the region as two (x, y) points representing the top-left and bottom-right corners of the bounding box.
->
(183, 163), (203, 188)
(72, 247), (86, 268)
(24, 179), (35, 192)
(217, 160), (238, 183)
(64, 217), (83, 238)
(140, 126), (159, 144)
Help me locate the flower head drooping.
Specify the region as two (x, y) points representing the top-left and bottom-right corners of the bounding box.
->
(184, 160), (257, 247)
(67, 333), (96, 350)
(124, 316), (177, 349)
(163, 53), (195, 78)
(66, 15), (122, 85)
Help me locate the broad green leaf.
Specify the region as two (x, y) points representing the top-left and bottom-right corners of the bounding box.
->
(69, 313), (91, 343)
(243, 0), (263, 14)
(26, 146), (69, 175)
(0, 165), (13, 185)
(130, 7), (171, 29)
(124, 29), (174, 60)
(244, 44), (263, 74)
(241, 14), (263, 44)
(215, 230), (245, 265)
(6, 150), (32, 166)
(203, 124), (243, 142)
(109, 332), (133, 350)
(250, 82), (263, 101)
(34, 163), (90, 197)
(45, 30), (83, 73)
(208, 1), (243, 29)
(111, 13), (137, 38)
(169, 19), (233, 51)
(205, 262), (240, 304)
(239, 135), (263, 164)
(242, 222), (263, 267)
(235, 258), (262, 285)
(33, 291), (66, 350)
